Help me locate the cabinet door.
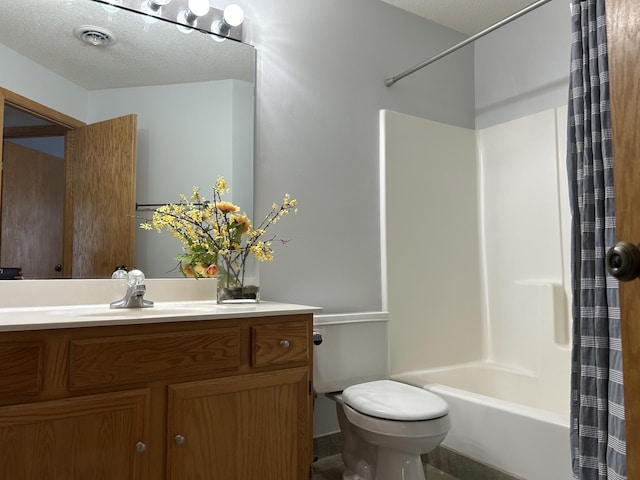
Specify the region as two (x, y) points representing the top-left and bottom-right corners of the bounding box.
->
(168, 368), (311, 480)
(0, 389), (150, 480)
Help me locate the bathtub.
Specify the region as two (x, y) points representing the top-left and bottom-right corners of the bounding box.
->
(394, 362), (572, 480)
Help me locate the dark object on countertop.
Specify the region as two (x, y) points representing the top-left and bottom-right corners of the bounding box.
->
(0, 267), (23, 280)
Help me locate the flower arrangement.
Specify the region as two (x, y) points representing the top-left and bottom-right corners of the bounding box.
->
(140, 176), (297, 302)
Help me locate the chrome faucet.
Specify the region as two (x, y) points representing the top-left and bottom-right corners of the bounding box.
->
(110, 269), (154, 309)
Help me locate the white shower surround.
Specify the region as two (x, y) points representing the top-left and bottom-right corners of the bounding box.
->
(381, 106), (572, 478)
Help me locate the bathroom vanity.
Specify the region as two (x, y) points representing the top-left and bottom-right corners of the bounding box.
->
(0, 300), (319, 480)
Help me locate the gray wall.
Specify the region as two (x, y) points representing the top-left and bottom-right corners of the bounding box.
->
(239, 0), (475, 313)
(474, 0), (571, 128)
(238, 0), (571, 313)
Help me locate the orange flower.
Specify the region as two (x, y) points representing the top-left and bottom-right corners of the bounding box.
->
(205, 264), (218, 276)
(180, 263), (195, 277)
(216, 201), (240, 213)
(231, 214), (252, 233)
(194, 262), (218, 278)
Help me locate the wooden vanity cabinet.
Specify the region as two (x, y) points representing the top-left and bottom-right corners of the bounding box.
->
(0, 313), (313, 480)
(167, 368), (309, 480)
(0, 389), (150, 479)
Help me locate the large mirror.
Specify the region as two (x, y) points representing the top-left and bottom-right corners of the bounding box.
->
(0, 0), (255, 279)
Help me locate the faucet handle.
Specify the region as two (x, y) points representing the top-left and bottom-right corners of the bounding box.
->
(127, 269), (146, 286)
(112, 269), (128, 280)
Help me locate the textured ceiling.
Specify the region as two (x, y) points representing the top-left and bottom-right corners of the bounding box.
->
(0, 0), (254, 91)
(379, 0), (543, 35)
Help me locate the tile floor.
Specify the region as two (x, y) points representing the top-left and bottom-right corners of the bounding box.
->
(312, 454), (460, 480)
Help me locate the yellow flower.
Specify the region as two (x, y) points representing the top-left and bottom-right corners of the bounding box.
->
(215, 176), (228, 193)
(251, 242), (274, 262)
(186, 209), (204, 222)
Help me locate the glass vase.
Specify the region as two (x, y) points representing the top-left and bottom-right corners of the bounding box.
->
(216, 250), (260, 304)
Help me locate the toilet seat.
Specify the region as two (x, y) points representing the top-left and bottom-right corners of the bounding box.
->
(342, 402), (451, 438)
(342, 380), (448, 421)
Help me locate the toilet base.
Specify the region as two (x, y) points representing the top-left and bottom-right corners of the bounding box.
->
(340, 449), (425, 480)
(375, 448), (425, 480)
(342, 468), (375, 480)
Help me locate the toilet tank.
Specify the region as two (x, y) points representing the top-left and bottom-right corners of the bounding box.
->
(313, 312), (390, 394)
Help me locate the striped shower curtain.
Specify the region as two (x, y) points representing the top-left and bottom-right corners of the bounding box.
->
(567, 0), (626, 479)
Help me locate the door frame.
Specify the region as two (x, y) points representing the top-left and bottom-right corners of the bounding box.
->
(0, 88), (85, 277)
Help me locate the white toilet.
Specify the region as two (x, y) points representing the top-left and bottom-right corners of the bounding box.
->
(313, 314), (451, 480)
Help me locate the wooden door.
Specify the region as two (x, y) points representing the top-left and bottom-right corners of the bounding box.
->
(69, 114), (137, 278)
(1, 141), (64, 278)
(608, 0), (640, 476)
(0, 389), (150, 480)
(167, 368), (311, 480)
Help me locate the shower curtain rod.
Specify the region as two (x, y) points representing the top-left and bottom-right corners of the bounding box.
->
(384, 0), (554, 87)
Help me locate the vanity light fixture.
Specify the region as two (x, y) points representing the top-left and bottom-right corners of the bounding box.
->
(103, 0), (245, 41)
(213, 4), (244, 36)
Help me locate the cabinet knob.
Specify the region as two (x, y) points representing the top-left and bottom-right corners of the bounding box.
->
(175, 434), (186, 445)
(135, 441), (147, 453)
(280, 339), (290, 349)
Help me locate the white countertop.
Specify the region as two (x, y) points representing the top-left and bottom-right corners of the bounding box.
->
(0, 301), (322, 332)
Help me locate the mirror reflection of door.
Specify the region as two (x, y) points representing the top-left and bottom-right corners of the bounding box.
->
(1, 141), (65, 278)
(70, 114), (137, 278)
(1, 106), (66, 279)
(0, 90), (137, 279)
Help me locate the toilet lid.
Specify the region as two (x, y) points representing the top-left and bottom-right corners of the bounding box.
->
(342, 380), (448, 421)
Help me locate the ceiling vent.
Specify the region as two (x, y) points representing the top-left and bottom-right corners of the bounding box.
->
(73, 25), (118, 47)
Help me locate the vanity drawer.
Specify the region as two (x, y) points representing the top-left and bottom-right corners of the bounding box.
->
(0, 342), (43, 397)
(69, 328), (240, 389)
(251, 321), (309, 368)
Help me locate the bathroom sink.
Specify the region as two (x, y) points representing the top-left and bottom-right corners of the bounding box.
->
(50, 302), (219, 318)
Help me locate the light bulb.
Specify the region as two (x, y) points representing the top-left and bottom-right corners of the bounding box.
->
(180, 0), (210, 25)
(188, 0), (210, 17)
(223, 4), (244, 27)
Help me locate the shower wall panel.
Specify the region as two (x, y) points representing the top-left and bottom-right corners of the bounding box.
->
(382, 109), (483, 375)
(476, 106), (571, 376)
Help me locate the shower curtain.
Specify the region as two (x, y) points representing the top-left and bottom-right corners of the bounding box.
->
(567, 1), (626, 479)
